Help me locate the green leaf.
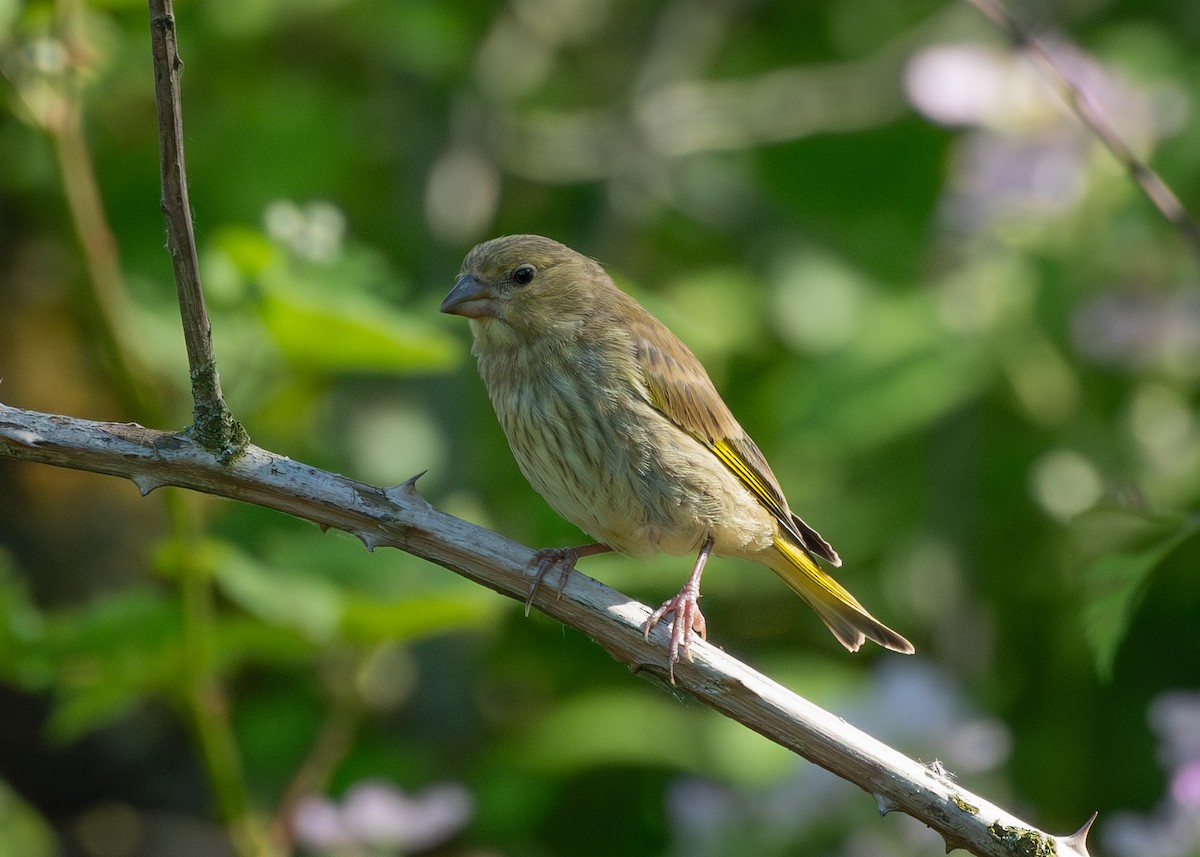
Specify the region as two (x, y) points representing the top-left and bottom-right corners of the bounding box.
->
(508, 690), (706, 773)
(43, 590), (184, 741)
(0, 780), (55, 857)
(212, 225), (278, 279)
(213, 614), (317, 672)
(339, 593), (499, 643)
(211, 547), (344, 643)
(209, 539), (497, 646)
(259, 292), (458, 374)
(787, 292), (992, 451)
(0, 552), (49, 687)
(1083, 518), (1200, 679)
(813, 339), (987, 449)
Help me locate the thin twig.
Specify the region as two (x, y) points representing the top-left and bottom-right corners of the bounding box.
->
(147, 0), (245, 453)
(966, 0), (1200, 261)
(0, 402), (1095, 857)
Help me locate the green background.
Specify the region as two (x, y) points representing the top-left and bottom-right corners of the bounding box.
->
(1, 0), (1199, 855)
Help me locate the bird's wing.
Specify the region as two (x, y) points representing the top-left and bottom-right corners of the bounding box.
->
(632, 317), (840, 566)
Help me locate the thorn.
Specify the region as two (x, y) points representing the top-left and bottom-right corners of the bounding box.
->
(874, 793), (898, 816)
(943, 835), (971, 854)
(357, 532), (380, 552)
(317, 522), (330, 534)
(130, 474), (164, 496)
(384, 471), (429, 504)
(1064, 811), (1098, 852)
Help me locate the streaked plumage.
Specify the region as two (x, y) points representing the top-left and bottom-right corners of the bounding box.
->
(440, 234), (913, 675)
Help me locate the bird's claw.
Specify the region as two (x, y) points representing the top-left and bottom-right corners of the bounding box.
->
(524, 547), (578, 616)
(642, 587), (707, 683)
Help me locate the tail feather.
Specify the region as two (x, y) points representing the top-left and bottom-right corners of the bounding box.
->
(770, 536), (914, 655)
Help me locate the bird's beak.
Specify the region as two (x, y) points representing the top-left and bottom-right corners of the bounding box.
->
(440, 274), (500, 319)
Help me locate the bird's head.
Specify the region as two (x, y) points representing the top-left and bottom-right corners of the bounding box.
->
(440, 234), (608, 348)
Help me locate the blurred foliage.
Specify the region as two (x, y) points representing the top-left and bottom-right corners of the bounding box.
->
(1, 0), (1200, 855)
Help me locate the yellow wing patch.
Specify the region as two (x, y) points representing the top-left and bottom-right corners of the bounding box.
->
(635, 327), (833, 559)
(711, 438), (790, 524)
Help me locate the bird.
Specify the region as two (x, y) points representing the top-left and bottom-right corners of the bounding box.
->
(440, 234), (913, 678)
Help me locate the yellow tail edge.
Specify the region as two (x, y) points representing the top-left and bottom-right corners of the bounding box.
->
(770, 536), (915, 655)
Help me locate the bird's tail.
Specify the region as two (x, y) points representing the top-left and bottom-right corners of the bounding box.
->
(769, 536), (914, 655)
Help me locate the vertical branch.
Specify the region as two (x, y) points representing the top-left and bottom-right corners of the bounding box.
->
(147, 0), (245, 454)
(966, 0), (1200, 262)
(145, 5), (266, 855)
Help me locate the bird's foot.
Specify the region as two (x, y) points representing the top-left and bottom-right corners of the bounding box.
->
(525, 547), (577, 614)
(642, 535), (713, 683)
(643, 584), (707, 683)
(524, 543), (611, 615)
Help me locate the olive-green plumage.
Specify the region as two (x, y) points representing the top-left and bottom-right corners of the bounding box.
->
(441, 234), (913, 669)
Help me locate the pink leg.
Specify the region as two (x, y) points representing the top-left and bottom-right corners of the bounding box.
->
(643, 536), (713, 681)
(525, 543), (612, 614)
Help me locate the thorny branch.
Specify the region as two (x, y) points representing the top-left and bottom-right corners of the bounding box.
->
(0, 404), (1093, 857)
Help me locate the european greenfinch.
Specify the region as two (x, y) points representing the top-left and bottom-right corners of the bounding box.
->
(440, 234), (913, 676)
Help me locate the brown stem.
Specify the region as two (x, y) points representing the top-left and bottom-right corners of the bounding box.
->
(147, 0), (245, 453)
(966, 0), (1200, 261)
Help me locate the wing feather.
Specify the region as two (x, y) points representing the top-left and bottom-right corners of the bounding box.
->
(631, 314), (839, 565)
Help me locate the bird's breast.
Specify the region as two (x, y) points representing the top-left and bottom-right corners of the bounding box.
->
(473, 340), (775, 559)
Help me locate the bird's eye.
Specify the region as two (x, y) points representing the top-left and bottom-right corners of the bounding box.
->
(512, 264), (536, 285)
